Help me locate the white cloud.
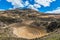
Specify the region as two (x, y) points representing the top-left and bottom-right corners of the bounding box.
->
(45, 7), (60, 13)
(33, 4), (41, 8)
(6, 0), (56, 10)
(35, 0), (56, 7)
(27, 4), (39, 11)
(24, 1), (29, 6)
(7, 0), (24, 8)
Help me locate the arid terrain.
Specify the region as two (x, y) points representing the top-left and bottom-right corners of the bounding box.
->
(0, 9), (60, 40)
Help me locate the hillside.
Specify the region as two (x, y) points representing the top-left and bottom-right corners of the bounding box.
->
(0, 9), (60, 40)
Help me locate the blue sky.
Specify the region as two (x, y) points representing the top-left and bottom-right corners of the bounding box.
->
(0, 0), (13, 10)
(0, 0), (60, 13)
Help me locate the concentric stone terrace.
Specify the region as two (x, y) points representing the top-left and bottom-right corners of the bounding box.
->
(0, 9), (60, 39)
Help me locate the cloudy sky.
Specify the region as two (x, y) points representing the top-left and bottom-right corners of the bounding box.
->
(0, 0), (60, 13)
